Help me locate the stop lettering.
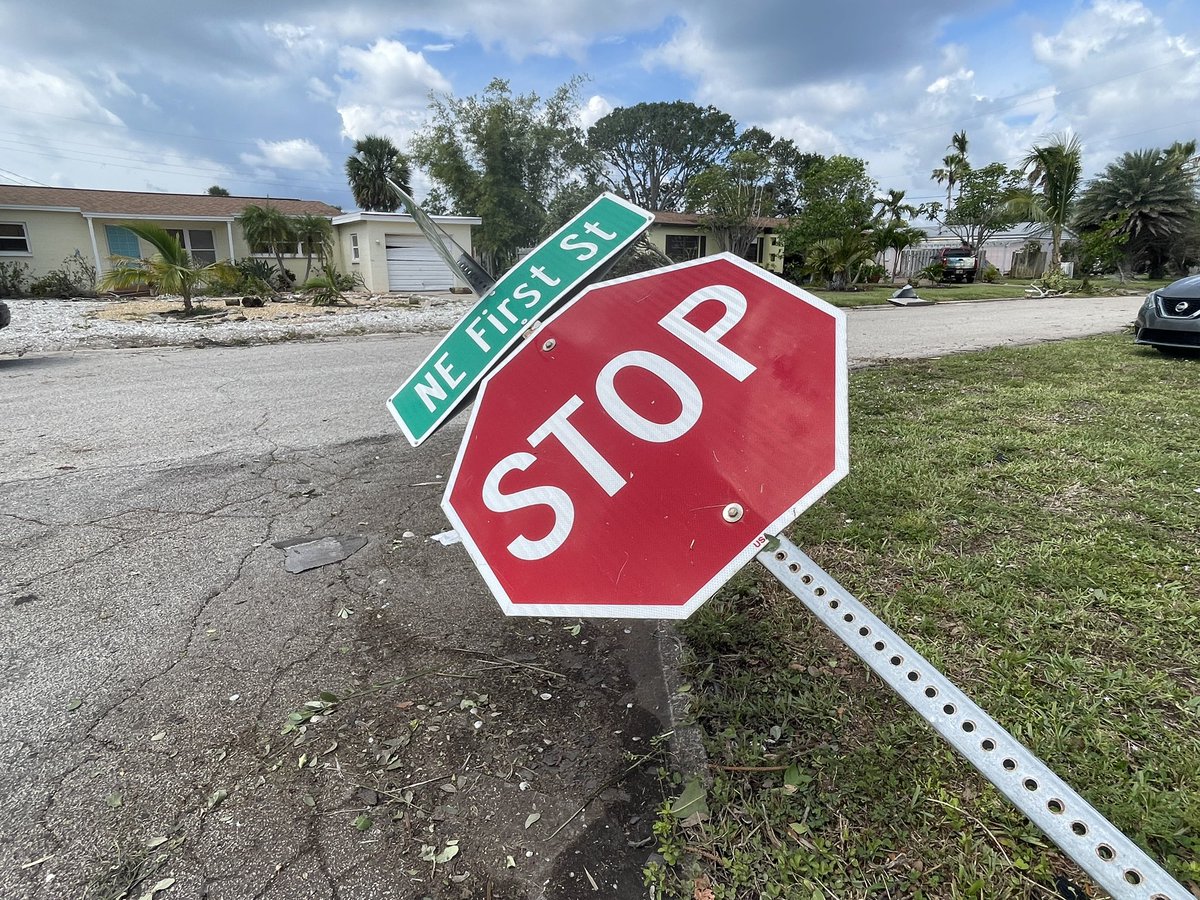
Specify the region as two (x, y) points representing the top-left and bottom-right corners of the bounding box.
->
(442, 253), (848, 618)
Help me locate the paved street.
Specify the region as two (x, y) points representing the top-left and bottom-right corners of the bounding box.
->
(0, 293), (1145, 899)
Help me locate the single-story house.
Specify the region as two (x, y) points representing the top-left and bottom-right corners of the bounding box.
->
(0, 185), (480, 293)
(646, 211), (787, 274)
(889, 223), (1073, 278)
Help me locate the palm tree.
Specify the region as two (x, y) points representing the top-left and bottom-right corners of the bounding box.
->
(98, 223), (232, 312)
(1020, 132), (1083, 269)
(932, 131), (971, 212)
(345, 135), (412, 212)
(293, 214), (335, 282)
(872, 221), (927, 278)
(237, 204), (297, 283)
(802, 232), (875, 290)
(1075, 142), (1200, 278)
(874, 188), (919, 222)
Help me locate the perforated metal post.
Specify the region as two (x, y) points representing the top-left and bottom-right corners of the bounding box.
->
(758, 535), (1188, 900)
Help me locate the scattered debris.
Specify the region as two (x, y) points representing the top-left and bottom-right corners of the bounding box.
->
(272, 534), (368, 573)
(889, 284), (931, 307)
(430, 529), (461, 547)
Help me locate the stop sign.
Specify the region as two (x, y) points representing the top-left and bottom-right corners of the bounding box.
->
(442, 253), (848, 618)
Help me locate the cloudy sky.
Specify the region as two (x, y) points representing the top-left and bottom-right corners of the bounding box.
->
(2, 0), (1198, 212)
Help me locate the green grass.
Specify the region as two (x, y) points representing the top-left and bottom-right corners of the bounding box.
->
(648, 335), (1200, 899)
(807, 277), (1170, 308)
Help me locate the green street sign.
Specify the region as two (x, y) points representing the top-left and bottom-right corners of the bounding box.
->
(387, 192), (654, 446)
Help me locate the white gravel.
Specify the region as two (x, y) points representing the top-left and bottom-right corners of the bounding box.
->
(0, 293), (478, 355)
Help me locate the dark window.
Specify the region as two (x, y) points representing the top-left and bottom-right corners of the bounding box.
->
(166, 228), (218, 264)
(105, 225), (141, 258)
(665, 234), (706, 262)
(741, 238), (763, 263)
(0, 222), (31, 254)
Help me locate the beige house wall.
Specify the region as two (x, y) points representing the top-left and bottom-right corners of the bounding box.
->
(332, 216), (478, 293)
(646, 224), (784, 274)
(0, 208), (94, 280)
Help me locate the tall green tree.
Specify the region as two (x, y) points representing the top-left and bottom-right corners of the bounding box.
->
(930, 162), (1025, 250)
(1019, 133), (1083, 269)
(206, 185), (230, 197)
(98, 223), (232, 312)
(412, 77), (597, 272)
(588, 101), (737, 212)
(1075, 141), (1200, 278)
(345, 135), (412, 212)
(237, 204), (298, 282)
(779, 155), (878, 260)
(685, 150), (771, 259)
(731, 127), (824, 217)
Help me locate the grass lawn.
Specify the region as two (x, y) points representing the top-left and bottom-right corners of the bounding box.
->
(808, 277), (1171, 308)
(648, 335), (1199, 899)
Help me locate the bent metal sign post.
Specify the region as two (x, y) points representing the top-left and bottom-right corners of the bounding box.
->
(387, 192), (653, 447)
(437, 254), (1187, 899)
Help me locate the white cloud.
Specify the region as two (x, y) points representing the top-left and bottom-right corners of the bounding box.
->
(240, 138), (331, 171)
(306, 76), (334, 102)
(335, 39), (452, 144)
(578, 94), (613, 130)
(926, 69), (975, 95)
(1029, 0), (1200, 172)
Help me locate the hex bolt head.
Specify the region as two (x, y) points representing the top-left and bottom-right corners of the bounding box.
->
(542, 338), (556, 352)
(722, 503), (744, 523)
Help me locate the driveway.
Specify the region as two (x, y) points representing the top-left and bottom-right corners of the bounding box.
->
(0, 292), (1144, 899)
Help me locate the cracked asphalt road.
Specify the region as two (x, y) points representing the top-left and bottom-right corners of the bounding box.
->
(0, 293), (1143, 899)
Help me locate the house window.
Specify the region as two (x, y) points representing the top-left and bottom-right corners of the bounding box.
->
(166, 228), (218, 264)
(665, 234), (706, 262)
(741, 237), (763, 264)
(350, 233), (360, 262)
(105, 225), (141, 258)
(0, 221), (31, 254)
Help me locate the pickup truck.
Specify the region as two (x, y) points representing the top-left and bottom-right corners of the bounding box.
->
(936, 246), (979, 283)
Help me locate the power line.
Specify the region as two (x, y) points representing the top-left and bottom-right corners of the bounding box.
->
(0, 102), (285, 148)
(0, 165), (49, 187)
(0, 142), (350, 197)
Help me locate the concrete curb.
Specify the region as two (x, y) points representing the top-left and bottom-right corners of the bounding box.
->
(655, 622), (711, 786)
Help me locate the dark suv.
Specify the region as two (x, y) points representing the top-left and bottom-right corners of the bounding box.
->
(1136, 276), (1200, 352)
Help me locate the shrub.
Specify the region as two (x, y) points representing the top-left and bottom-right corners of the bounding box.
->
(31, 253), (97, 298)
(858, 261), (886, 283)
(302, 265), (362, 306)
(0, 260), (29, 297)
(1038, 266), (1071, 293)
(200, 258), (276, 297)
(981, 262), (1001, 283)
(915, 261), (945, 285)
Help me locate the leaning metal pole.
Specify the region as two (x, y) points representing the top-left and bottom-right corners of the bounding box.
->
(757, 534), (1187, 900)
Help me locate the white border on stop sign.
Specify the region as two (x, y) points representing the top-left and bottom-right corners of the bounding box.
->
(440, 252), (849, 619)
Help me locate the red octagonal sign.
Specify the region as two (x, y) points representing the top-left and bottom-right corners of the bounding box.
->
(443, 254), (848, 618)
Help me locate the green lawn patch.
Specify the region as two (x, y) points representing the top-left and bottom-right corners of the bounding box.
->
(648, 335), (1199, 899)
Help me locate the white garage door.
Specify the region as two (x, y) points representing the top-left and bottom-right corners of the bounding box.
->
(385, 236), (456, 291)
